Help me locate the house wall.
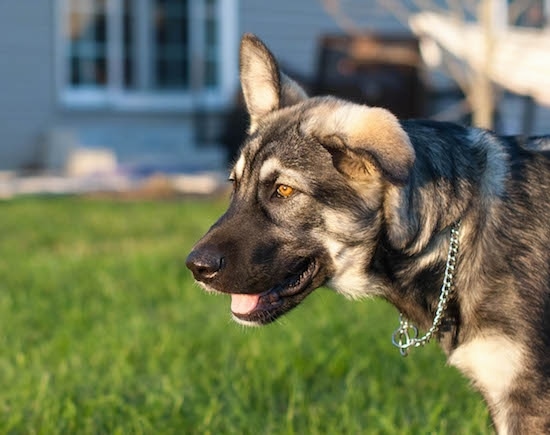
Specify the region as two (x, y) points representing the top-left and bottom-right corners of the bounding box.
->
(0, 1), (217, 171)
(0, 1), (547, 171)
(0, 0), (404, 171)
(0, 2), (56, 169)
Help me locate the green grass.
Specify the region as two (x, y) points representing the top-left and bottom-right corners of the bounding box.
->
(0, 196), (491, 434)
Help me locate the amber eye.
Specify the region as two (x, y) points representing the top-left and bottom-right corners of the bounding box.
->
(276, 184), (294, 198)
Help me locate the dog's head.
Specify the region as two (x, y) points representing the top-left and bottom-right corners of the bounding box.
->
(186, 34), (415, 325)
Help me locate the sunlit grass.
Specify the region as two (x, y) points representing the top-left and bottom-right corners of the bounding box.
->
(0, 197), (490, 434)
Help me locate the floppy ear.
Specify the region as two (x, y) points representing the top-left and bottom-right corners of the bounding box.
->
(239, 33), (307, 130)
(301, 99), (415, 184)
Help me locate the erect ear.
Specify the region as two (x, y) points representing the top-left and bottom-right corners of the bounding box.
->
(240, 33), (307, 130)
(301, 98), (415, 184)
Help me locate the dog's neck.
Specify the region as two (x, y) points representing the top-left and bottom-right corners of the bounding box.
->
(373, 225), (462, 354)
(390, 221), (461, 356)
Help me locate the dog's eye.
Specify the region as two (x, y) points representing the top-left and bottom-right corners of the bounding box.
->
(275, 184), (294, 198)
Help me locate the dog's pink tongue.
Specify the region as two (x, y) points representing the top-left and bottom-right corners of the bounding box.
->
(230, 294), (260, 315)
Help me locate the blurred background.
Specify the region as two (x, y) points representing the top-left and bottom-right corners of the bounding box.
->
(0, 0), (549, 197)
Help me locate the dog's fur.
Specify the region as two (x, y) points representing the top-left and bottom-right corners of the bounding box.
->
(187, 34), (550, 433)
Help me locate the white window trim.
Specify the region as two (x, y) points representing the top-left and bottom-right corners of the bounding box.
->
(55, 0), (239, 112)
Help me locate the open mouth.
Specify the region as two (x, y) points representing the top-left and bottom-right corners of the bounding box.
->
(231, 259), (319, 325)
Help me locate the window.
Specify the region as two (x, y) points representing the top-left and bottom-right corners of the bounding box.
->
(57, 0), (238, 110)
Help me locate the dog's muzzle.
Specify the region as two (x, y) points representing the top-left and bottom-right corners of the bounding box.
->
(186, 243), (323, 325)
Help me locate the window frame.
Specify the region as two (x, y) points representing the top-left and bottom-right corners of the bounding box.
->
(55, 0), (239, 112)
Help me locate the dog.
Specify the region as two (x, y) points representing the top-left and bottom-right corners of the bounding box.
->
(186, 33), (550, 434)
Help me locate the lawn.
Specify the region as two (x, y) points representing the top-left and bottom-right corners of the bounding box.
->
(0, 196), (491, 434)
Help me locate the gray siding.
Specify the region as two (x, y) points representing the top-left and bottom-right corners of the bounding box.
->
(500, 95), (550, 136)
(0, 1), (56, 169)
(533, 106), (550, 136)
(239, 0), (405, 78)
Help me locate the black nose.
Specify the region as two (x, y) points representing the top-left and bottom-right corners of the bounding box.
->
(186, 249), (224, 282)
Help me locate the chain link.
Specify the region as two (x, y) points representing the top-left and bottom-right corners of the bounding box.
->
(392, 221), (461, 356)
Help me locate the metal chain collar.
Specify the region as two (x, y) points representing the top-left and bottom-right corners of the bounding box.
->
(391, 221), (461, 356)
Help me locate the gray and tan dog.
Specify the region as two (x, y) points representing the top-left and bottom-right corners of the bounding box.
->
(187, 34), (550, 434)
